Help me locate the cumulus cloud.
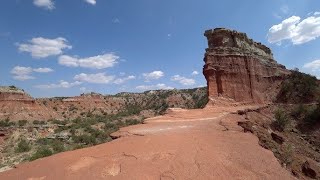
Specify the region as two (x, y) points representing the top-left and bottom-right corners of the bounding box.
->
(268, 14), (320, 45)
(74, 73), (115, 84)
(303, 59), (320, 71)
(18, 37), (71, 58)
(136, 84), (174, 91)
(58, 53), (119, 69)
(171, 75), (195, 86)
(11, 66), (53, 81)
(34, 80), (82, 89)
(114, 75), (136, 84)
(84, 0), (96, 5)
(143, 71), (164, 81)
(191, 71), (199, 75)
(33, 0), (55, 10)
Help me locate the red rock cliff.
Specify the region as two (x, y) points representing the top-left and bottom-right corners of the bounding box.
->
(203, 28), (289, 104)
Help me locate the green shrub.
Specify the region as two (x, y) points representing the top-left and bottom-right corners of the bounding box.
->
(29, 147), (53, 161)
(33, 120), (46, 125)
(18, 120), (28, 127)
(290, 104), (307, 118)
(304, 105), (320, 125)
(51, 140), (65, 153)
(194, 95), (209, 109)
(273, 108), (289, 131)
(0, 119), (15, 127)
(15, 139), (31, 153)
(72, 134), (96, 145)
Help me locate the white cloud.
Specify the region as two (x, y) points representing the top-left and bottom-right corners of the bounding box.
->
(18, 37), (71, 58)
(74, 73), (115, 84)
(171, 75), (195, 86)
(314, 12), (320, 16)
(34, 80), (82, 89)
(136, 84), (174, 91)
(143, 71), (164, 81)
(112, 18), (120, 24)
(33, 0), (55, 10)
(11, 66), (53, 81)
(268, 14), (320, 45)
(33, 67), (54, 73)
(303, 59), (320, 71)
(191, 71), (199, 75)
(58, 53), (119, 69)
(84, 0), (96, 5)
(58, 55), (78, 67)
(114, 75), (135, 84)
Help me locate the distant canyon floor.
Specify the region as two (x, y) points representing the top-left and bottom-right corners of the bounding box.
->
(0, 105), (294, 180)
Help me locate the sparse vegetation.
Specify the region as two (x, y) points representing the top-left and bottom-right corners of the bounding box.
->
(273, 108), (289, 131)
(18, 120), (28, 127)
(29, 147), (53, 161)
(0, 119), (16, 127)
(15, 139), (31, 153)
(277, 69), (319, 103)
(0, 87), (209, 167)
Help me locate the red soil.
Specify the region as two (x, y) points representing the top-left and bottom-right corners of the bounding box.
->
(0, 105), (293, 179)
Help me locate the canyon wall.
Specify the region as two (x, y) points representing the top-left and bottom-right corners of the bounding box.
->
(203, 28), (290, 104)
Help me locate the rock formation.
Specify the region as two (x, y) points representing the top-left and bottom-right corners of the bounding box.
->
(0, 86), (32, 101)
(203, 28), (290, 104)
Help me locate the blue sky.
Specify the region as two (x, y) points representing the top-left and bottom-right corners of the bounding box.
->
(0, 0), (320, 97)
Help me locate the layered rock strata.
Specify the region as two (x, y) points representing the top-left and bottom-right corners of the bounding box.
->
(203, 28), (289, 104)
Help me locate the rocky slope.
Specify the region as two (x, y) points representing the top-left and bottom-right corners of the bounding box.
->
(203, 28), (290, 104)
(0, 87), (207, 121)
(0, 86), (59, 121)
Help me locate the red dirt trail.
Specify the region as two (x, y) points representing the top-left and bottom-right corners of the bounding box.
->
(0, 106), (294, 180)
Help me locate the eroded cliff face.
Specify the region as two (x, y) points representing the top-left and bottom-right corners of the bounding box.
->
(203, 28), (290, 104)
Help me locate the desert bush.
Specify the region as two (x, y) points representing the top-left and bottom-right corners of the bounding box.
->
(273, 108), (289, 131)
(304, 105), (320, 125)
(18, 120), (28, 127)
(15, 139), (31, 153)
(33, 120), (46, 125)
(0, 119), (15, 127)
(282, 144), (293, 165)
(124, 119), (141, 126)
(194, 95), (209, 109)
(72, 134), (96, 145)
(51, 140), (65, 153)
(290, 104), (307, 119)
(29, 147), (53, 161)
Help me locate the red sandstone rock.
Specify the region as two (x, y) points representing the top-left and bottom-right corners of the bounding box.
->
(203, 28), (290, 104)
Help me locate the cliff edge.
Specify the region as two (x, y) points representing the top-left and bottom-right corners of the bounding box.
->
(203, 28), (290, 104)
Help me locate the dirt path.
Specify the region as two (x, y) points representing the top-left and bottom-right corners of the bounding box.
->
(0, 106), (294, 179)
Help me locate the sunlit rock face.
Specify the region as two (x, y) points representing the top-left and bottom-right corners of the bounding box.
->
(203, 28), (290, 104)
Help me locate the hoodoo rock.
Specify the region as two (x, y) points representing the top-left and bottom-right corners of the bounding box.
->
(203, 28), (290, 104)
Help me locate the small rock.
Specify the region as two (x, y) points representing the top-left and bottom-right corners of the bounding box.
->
(302, 161), (317, 179)
(237, 110), (246, 115)
(291, 170), (299, 177)
(271, 132), (285, 144)
(238, 121), (254, 133)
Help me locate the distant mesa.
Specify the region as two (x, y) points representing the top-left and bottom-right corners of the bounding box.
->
(203, 28), (290, 104)
(0, 86), (33, 101)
